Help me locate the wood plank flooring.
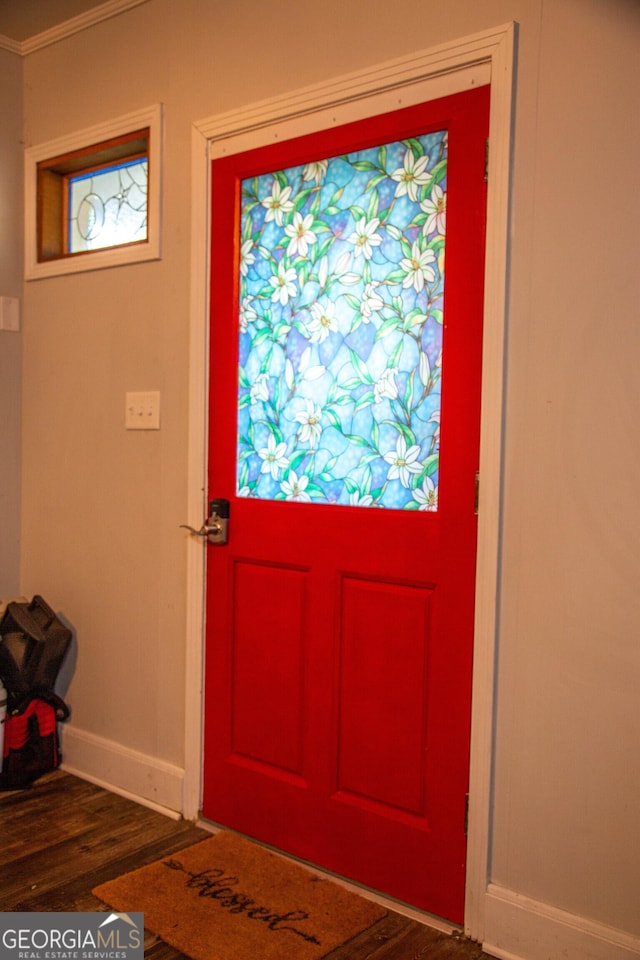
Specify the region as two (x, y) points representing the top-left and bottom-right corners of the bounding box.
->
(1, 771), (493, 959)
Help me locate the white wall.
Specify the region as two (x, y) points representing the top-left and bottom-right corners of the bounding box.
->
(0, 46), (23, 598)
(491, 0), (640, 934)
(14, 0), (640, 956)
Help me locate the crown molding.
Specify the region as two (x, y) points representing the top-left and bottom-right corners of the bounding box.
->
(0, 34), (22, 54)
(0, 0), (149, 57)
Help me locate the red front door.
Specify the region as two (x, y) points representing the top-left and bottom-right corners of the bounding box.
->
(202, 86), (489, 923)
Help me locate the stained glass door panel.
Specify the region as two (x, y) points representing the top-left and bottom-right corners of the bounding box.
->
(203, 86), (490, 923)
(237, 133), (446, 511)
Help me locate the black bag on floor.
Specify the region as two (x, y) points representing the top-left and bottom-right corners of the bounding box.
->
(0, 595), (71, 707)
(0, 690), (70, 790)
(0, 596), (72, 789)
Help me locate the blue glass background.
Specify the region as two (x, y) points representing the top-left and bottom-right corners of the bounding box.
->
(236, 132), (447, 511)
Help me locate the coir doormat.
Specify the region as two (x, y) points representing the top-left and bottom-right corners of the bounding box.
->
(92, 831), (387, 960)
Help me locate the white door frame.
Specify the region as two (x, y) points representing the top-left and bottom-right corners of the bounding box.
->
(183, 21), (515, 943)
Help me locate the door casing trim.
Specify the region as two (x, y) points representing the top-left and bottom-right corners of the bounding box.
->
(184, 21), (515, 943)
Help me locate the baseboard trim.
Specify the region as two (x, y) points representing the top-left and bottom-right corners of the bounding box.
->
(484, 883), (640, 960)
(60, 724), (184, 816)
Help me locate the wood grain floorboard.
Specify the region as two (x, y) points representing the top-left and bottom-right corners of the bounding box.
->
(0, 771), (492, 959)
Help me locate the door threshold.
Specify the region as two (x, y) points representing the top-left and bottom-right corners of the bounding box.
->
(196, 817), (460, 936)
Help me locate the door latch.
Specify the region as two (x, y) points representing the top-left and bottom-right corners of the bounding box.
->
(180, 498), (230, 545)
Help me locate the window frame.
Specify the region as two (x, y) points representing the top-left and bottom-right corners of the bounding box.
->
(25, 104), (162, 279)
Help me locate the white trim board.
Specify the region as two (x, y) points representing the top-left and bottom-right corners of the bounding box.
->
(61, 723), (183, 815)
(185, 22), (516, 946)
(484, 884), (640, 960)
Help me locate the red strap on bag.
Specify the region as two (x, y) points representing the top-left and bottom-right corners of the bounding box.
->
(1, 692), (69, 789)
(3, 699), (57, 755)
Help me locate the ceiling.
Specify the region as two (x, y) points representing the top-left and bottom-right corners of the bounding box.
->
(0, 0), (110, 41)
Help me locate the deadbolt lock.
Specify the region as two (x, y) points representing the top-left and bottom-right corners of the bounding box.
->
(206, 498), (230, 545)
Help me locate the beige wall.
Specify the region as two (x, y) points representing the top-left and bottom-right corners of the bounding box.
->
(0, 47), (23, 598)
(15, 0), (640, 950)
(491, 0), (640, 935)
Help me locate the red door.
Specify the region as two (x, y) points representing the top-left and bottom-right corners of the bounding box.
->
(202, 86), (489, 923)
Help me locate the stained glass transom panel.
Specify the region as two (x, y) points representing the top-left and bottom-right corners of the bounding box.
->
(68, 159), (148, 253)
(236, 130), (447, 511)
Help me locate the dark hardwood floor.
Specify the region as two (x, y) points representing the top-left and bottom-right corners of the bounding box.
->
(1, 771), (493, 959)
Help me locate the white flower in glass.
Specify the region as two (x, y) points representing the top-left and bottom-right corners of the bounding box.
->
(261, 181), (294, 226)
(373, 367), (399, 403)
(390, 149), (431, 202)
(239, 296), (258, 333)
(258, 434), (289, 480)
(412, 476), (438, 511)
(419, 350), (431, 386)
(383, 436), (423, 488)
(294, 399), (323, 448)
(269, 261), (298, 305)
(349, 489), (374, 507)
(308, 301), (338, 343)
(239, 238), (256, 276)
(317, 255), (329, 289)
(347, 216), (382, 260)
(400, 240), (437, 293)
(302, 160), (329, 186)
(333, 249), (353, 277)
(285, 212), (317, 258)
(298, 346), (325, 383)
(421, 183), (447, 237)
(249, 372), (269, 405)
(360, 282), (384, 322)
(281, 471), (312, 502)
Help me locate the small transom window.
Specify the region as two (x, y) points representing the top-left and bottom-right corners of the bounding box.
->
(25, 105), (162, 279)
(38, 129), (149, 261)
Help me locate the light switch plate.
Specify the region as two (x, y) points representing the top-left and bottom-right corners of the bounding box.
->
(0, 297), (20, 331)
(125, 391), (160, 430)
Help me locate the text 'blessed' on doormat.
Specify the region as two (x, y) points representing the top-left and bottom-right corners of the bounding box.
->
(92, 831), (387, 960)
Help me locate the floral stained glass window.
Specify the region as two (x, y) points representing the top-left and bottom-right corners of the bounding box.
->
(236, 130), (447, 511)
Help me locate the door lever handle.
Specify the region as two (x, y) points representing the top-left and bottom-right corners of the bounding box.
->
(181, 498), (230, 545)
(180, 522), (221, 538)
